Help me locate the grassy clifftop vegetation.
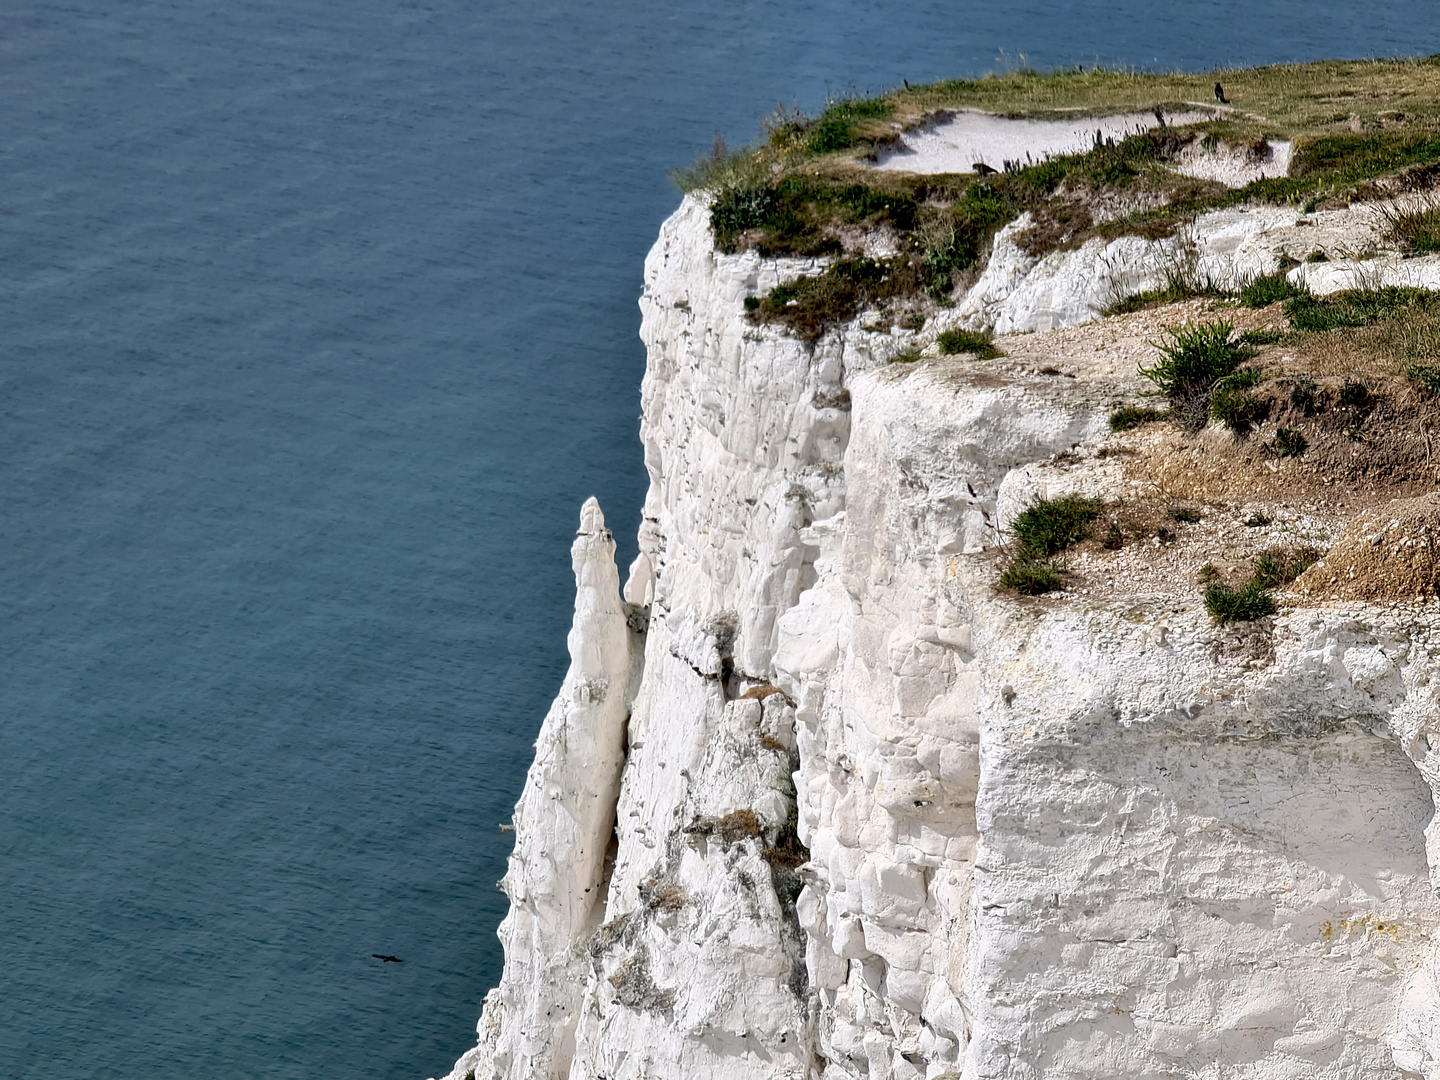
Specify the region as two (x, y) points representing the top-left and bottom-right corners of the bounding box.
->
(675, 57), (1440, 341)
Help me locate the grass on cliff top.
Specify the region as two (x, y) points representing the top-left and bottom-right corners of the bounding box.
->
(677, 57), (1440, 188)
(678, 56), (1440, 343)
(890, 57), (1440, 138)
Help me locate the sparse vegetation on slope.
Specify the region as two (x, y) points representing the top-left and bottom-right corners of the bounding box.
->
(677, 58), (1440, 342)
(997, 494), (1103, 595)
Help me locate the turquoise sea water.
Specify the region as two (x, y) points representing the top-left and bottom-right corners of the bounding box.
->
(6, 3), (1440, 1076)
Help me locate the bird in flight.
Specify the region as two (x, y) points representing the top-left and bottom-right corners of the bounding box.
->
(372, 954), (403, 963)
(1214, 82), (1229, 105)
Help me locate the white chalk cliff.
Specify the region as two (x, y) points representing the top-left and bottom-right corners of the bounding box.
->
(437, 193), (1440, 1080)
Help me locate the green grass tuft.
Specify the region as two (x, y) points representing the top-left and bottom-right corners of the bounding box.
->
(997, 560), (1063, 595)
(1140, 320), (1253, 400)
(1210, 381), (1268, 432)
(1251, 546), (1320, 588)
(1380, 198), (1440, 255)
(1108, 405), (1167, 431)
(1271, 427), (1308, 457)
(1239, 327), (1286, 346)
(1010, 494), (1103, 560)
(1239, 273), (1304, 308)
(805, 93), (894, 153)
(1139, 320), (1256, 429)
(936, 327), (1002, 358)
(1204, 581), (1278, 623)
(1284, 286), (1440, 331)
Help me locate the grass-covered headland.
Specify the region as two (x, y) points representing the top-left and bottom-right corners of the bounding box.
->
(674, 58), (1440, 341)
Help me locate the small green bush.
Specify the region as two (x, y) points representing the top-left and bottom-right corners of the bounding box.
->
(998, 560), (1063, 595)
(753, 257), (912, 341)
(1010, 494), (1104, 559)
(1205, 581), (1277, 623)
(1211, 386), (1268, 431)
(1272, 427), (1308, 457)
(1203, 546), (1317, 623)
(889, 348), (922, 364)
(1108, 405), (1167, 431)
(743, 296), (760, 311)
(1139, 320), (1254, 403)
(1208, 365), (1267, 432)
(1239, 273), (1304, 308)
(1251, 546), (1320, 589)
(805, 94), (893, 153)
(936, 327), (1002, 359)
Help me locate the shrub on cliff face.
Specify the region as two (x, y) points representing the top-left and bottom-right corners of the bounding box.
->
(1140, 320), (1253, 398)
(1210, 367), (1268, 432)
(936, 327), (1002, 359)
(1203, 546), (1318, 623)
(1010, 494), (1103, 559)
(998, 560), (1063, 595)
(1204, 581), (1277, 623)
(1139, 319), (1256, 430)
(1108, 404), (1167, 431)
(998, 494), (1103, 596)
(752, 257), (919, 341)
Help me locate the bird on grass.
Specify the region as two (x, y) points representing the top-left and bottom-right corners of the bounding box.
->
(372, 954), (403, 963)
(1214, 82), (1229, 105)
(973, 162), (997, 176)
(1153, 107), (1166, 129)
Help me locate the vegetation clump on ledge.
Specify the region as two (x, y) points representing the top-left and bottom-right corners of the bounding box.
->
(676, 57), (1440, 342)
(997, 494), (1103, 595)
(1205, 546), (1319, 623)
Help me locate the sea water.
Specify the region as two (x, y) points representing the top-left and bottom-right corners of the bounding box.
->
(5, 2), (1440, 1076)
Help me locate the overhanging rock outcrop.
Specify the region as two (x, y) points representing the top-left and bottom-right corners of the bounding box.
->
(438, 194), (1440, 1080)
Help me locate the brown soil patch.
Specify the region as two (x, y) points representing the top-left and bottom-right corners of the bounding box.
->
(1293, 493), (1440, 601)
(1132, 369), (1440, 507)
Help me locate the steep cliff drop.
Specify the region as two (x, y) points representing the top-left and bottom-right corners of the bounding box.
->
(439, 187), (1440, 1080)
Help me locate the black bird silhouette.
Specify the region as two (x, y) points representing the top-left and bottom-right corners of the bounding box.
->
(372, 954), (403, 963)
(973, 162), (997, 176)
(1214, 82), (1229, 105)
(1153, 107), (1166, 129)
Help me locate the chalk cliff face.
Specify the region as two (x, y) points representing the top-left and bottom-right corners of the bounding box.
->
(438, 195), (1440, 1080)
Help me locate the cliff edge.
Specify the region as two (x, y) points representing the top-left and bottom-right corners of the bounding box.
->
(439, 63), (1440, 1080)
